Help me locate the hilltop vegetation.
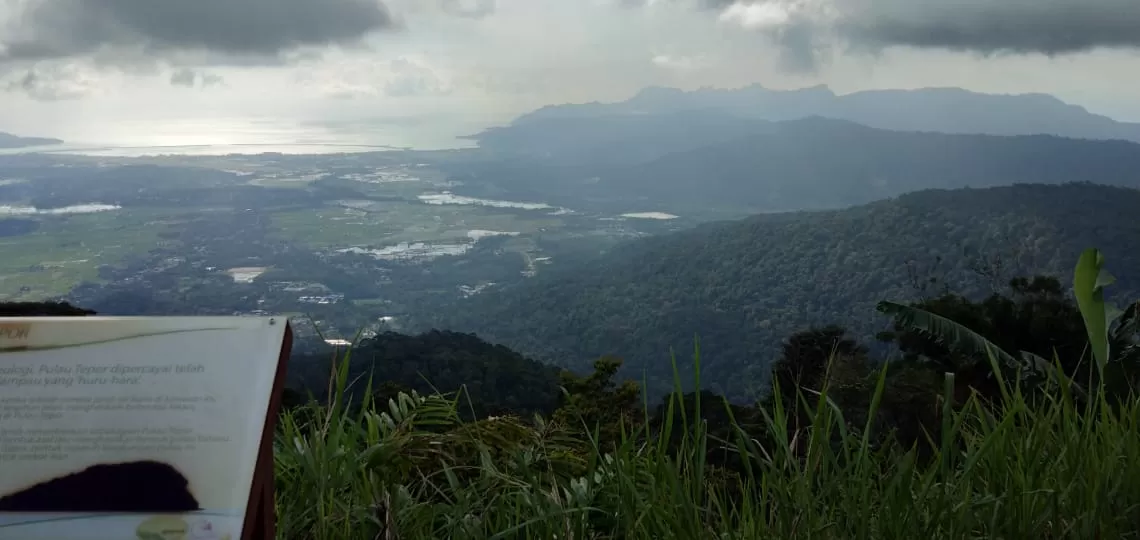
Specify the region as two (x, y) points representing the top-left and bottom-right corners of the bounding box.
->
(9, 246), (1140, 538)
(274, 247), (1140, 539)
(285, 330), (564, 419)
(432, 183), (1140, 399)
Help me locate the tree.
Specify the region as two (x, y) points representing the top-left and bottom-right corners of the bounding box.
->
(649, 389), (765, 474)
(552, 356), (642, 452)
(770, 325), (866, 396)
(761, 326), (873, 458)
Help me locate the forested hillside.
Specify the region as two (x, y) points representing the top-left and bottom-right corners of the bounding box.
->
(431, 183), (1140, 399)
(0, 301), (564, 419)
(285, 330), (564, 418)
(274, 245), (1140, 539)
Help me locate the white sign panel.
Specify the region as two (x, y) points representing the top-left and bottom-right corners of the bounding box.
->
(0, 316), (287, 540)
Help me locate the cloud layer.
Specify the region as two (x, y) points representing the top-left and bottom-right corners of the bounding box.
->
(7, 0), (1137, 74)
(711, 0), (1140, 66)
(1, 0), (395, 63)
(2, 0), (1139, 118)
(835, 0), (1140, 55)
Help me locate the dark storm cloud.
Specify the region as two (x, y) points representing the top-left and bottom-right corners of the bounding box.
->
(835, 0), (1140, 56)
(4, 67), (92, 100)
(1, 0), (395, 63)
(624, 0), (1140, 67)
(169, 68), (225, 88)
(705, 0), (1140, 61)
(169, 68), (197, 87)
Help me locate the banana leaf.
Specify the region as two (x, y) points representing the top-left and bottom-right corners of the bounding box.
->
(1072, 248), (1122, 371)
(877, 300), (1022, 372)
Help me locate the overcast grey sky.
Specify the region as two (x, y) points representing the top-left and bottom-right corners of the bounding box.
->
(1, 0), (1139, 148)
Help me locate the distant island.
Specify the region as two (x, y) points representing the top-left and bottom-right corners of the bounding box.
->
(0, 131), (63, 149)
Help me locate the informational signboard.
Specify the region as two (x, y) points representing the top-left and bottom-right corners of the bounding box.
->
(0, 316), (291, 540)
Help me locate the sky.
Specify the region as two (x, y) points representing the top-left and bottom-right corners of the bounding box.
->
(1, 0), (1139, 149)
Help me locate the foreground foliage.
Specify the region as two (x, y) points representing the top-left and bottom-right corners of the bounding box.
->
(275, 248), (1140, 539)
(276, 354), (1140, 539)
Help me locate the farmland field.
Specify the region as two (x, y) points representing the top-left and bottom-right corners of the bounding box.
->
(0, 150), (689, 344)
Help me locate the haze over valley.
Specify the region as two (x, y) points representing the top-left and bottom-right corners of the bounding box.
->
(5, 83), (1140, 367)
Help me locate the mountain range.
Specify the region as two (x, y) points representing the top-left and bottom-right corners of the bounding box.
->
(476, 84), (1140, 147)
(454, 113), (1140, 217)
(430, 86), (1140, 394)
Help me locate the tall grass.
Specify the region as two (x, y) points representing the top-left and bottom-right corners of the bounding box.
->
(274, 343), (1140, 539)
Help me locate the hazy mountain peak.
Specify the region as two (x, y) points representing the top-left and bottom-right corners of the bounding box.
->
(0, 132), (63, 149)
(626, 86), (691, 109)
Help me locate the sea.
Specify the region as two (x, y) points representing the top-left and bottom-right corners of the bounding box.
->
(0, 117), (482, 157)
